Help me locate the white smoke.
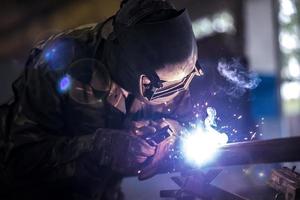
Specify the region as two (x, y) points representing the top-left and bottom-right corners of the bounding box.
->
(217, 59), (261, 98)
(205, 107), (217, 128)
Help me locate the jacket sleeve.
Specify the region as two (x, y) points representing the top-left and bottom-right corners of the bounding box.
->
(3, 38), (122, 183)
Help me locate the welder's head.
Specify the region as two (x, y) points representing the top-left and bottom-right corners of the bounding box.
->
(107, 0), (202, 104)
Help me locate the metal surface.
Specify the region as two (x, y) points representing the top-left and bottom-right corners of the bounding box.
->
(158, 137), (300, 200)
(205, 137), (300, 168)
(160, 169), (247, 200)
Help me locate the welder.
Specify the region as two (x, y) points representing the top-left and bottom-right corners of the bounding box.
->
(0, 0), (201, 199)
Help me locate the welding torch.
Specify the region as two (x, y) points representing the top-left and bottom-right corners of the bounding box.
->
(142, 125), (174, 146)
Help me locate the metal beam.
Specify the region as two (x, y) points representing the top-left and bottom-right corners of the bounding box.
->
(206, 137), (300, 167)
(158, 137), (300, 173)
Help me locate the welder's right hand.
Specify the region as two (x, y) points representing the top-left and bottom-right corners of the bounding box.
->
(94, 129), (156, 175)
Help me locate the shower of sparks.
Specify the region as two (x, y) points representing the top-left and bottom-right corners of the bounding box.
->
(183, 92), (267, 166)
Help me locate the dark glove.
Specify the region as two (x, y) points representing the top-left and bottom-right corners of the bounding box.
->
(137, 119), (186, 180)
(138, 134), (176, 180)
(94, 129), (156, 175)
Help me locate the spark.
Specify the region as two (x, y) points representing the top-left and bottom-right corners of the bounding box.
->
(237, 115), (242, 119)
(250, 132), (257, 140)
(258, 172), (265, 178)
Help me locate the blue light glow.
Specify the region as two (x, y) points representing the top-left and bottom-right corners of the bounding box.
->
(58, 75), (72, 93)
(181, 107), (229, 166)
(44, 52), (51, 60)
(181, 127), (228, 166)
(44, 48), (57, 61)
(42, 38), (79, 70)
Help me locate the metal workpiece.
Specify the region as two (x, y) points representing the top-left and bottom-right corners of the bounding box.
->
(159, 137), (300, 200)
(206, 137), (300, 168)
(160, 169), (248, 200)
(159, 137), (300, 175)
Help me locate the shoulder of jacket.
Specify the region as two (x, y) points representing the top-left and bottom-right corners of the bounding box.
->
(33, 23), (99, 50)
(27, 22), (106, 72)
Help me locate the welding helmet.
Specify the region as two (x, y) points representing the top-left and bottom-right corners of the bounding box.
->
(107, 2), (202, 104)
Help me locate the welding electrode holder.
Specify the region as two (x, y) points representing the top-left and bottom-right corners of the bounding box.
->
(143, 126), (173, 146)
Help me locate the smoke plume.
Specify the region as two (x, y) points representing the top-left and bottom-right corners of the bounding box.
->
(217, 58), (261, 98)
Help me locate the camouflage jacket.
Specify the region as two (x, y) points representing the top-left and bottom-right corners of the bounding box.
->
(0, 20), (193, 200)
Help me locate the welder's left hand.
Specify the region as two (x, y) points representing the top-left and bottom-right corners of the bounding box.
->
(138, 119), (186, 180)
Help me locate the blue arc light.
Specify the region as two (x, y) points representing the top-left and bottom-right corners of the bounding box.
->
(58, 75), (72, 93)
(181, 128), (228, 166)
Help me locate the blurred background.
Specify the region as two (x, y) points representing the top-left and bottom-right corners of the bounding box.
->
(0, 0), (299, 199)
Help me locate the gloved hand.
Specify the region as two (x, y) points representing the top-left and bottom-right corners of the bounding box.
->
(138, 133), (176, 180)
(132, 119), (186, 180)
(94, 128), (156, 175)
